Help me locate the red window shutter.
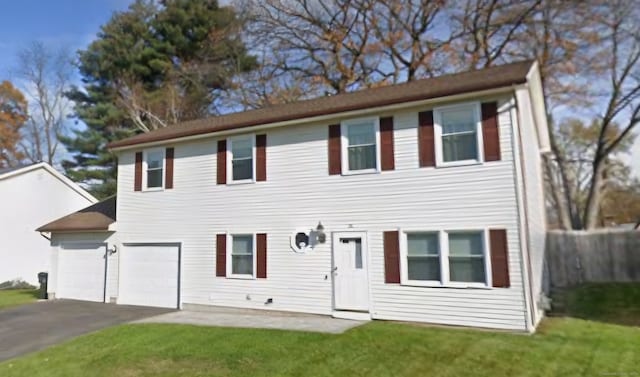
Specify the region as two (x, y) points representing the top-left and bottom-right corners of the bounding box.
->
(256, 134), (267, 182)
(216, 234), (227, 277)
(134, 152), (143, 191)
(418, 111), (436, 167)
(489, 229), (510, 288)
(217, 139), (227, 185)
(380, 116), (395, 171)
(256, 233), (267, 278)
(165, 147), (174, 189)
(482, 102), (501, 162)
(383, 231), (401, 283)
(328, 124), (342, 175)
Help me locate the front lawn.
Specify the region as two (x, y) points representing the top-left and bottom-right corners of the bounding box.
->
(0, 289), (39, 310)
(0, 317), (638, 377)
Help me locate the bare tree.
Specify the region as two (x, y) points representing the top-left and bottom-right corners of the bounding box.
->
(15, 42), (73, 165)
(581, 0), (640, 229)
(362, 0), (451, 82)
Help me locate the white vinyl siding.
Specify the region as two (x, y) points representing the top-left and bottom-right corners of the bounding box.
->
(116, 95), (529, 331)
(434, 103), (484, 167)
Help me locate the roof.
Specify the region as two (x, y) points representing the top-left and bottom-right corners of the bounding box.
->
(0, 162), (97, 203)
(36, 196), (116, 233)
(109, 60), (535, 149)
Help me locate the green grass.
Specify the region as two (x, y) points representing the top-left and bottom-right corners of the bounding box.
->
(0, 318), (638, 377)
(1, 283), (639, 376)
(555, 283), (640, 326)
(0, 289), (39, 310)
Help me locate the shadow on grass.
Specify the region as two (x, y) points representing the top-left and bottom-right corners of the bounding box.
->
(550, 283), (640, 327)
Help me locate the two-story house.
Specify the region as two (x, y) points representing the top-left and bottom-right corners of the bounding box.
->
(38, 60), (549, 332)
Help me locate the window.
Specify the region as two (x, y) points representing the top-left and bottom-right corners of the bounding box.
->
(448, 232), (486, 283)
(230, 234), (254, 277)
(342, 119), (379, 173)
(401, 229), (489, 287)
(406, 233), (440, 281)
(435, 104), (482, 165)
(144, 149), (164, 189)
(230, 136), (254, 182)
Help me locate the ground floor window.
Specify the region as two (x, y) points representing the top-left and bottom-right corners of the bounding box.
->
(229, 234), (255, 277)
(402, 229), (489, 287)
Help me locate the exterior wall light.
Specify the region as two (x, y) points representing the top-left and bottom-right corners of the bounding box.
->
(316, 222), (326, 244)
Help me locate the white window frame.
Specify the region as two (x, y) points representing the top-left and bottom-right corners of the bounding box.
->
(433, 102), (485, 167)
(226, 233), (257, 279)
(143, 148), (165, 191)
(340, 117), (381, 175)
(227, 135), (256, 184)
(400, 228), (492, 289)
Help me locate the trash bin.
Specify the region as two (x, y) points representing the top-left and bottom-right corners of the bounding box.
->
(37, 272), (48, 300)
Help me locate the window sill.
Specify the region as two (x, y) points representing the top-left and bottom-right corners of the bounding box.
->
(435, 160), (483, 169)
(227, 179), (256, 185)
(341, 169), (380, 176)
(226, 274), (256, 280)
(401, 281), (491, 289)
(142, 187), (164, 192)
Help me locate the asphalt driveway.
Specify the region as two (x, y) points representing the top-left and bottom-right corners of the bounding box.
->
(0, 300), (172, 362)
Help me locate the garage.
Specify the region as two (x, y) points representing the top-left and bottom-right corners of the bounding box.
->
(57, 243), (107, 302)
(118, 244), (180, 309)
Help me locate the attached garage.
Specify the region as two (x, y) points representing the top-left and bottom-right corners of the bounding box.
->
(118, 244), (180, 309)
(37, 197), (117, 303)
(56, 243), (107, 302)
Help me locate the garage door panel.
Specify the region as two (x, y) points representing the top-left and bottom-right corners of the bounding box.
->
(57, 244), (106, 302)
(118, 245), (179, 309)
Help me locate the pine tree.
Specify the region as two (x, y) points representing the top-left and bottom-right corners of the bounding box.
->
(63, 0), (256, 197)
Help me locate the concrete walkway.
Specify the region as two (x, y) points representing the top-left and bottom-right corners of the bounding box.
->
(133, 306), (366, 334)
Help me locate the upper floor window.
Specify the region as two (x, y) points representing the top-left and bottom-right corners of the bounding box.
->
(229, 136), (255, 182)
(434, 104), (482, 166)
(342, 118), (379, 173)
(144, 149), (164, 189)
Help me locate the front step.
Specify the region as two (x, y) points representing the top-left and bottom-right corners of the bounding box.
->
(332, 311), (372, 321)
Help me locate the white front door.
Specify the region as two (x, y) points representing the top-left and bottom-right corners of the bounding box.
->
(57, 243), (106, 302)
(118, 244), (180, 309)
(333, 233), (370, 312)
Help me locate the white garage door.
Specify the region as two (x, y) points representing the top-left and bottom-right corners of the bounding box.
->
(118, 244), (179, 309)
(57, 243), (106, 302)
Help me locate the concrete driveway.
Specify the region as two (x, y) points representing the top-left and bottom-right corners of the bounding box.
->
(0, 300), (172, 362)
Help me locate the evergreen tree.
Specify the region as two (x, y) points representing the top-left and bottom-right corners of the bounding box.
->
(63, 0), (256, 198)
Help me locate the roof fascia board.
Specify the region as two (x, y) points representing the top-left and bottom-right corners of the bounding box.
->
(110, 85), (524, 152)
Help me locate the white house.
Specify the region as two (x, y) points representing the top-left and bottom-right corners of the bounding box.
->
(39, 60), (549, 332)
(0, 163), (96, 285)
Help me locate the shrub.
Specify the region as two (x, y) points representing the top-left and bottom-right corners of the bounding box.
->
(0, 279), (37, 290)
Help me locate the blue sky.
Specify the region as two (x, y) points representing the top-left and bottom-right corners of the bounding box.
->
(0, 0), (132, 78)
(0, 0), (638, 177)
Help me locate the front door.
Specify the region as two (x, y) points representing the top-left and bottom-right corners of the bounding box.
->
(333, 233), (370, 312)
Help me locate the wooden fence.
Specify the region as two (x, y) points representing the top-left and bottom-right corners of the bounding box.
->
(545, 230), (640, 289)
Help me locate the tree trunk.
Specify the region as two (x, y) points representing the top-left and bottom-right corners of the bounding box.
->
(583, 160), (605, 229)
(543, 155), (572, 229)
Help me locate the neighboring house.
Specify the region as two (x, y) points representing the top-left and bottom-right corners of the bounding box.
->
(38, 60), (549, 332)
(0, 163), (96, 285)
